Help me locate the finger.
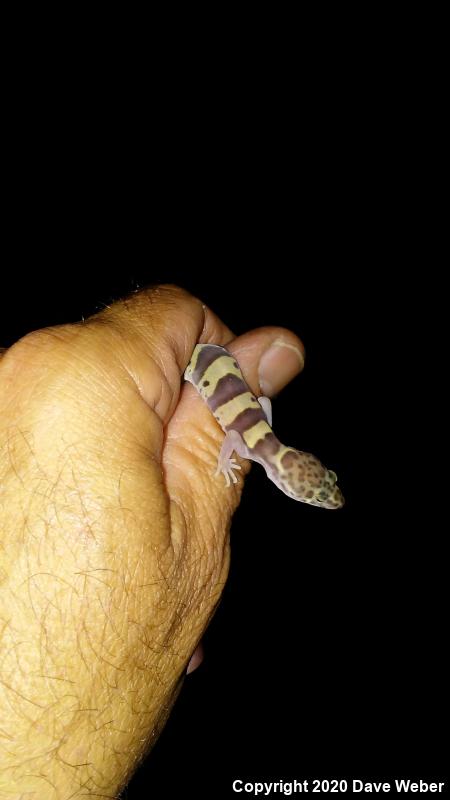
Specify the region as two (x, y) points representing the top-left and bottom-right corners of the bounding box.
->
(85, 284), (234, 424)
(186, 641), (204, 675)
(224, 326), (305, 397)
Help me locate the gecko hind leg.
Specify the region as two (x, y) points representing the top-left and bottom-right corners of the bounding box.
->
(215, 430), (248, 487)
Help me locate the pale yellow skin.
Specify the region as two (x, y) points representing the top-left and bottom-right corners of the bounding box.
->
(0, 286), (306, 799)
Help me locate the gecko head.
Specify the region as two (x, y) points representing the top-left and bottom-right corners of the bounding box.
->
(278, 449), (344, 509)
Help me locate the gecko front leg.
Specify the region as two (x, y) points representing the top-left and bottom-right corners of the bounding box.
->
(215, 429), (249, 487)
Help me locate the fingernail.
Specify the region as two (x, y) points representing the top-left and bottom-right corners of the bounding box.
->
(186, 642), (204, 674)
(258, 339), (305, 397)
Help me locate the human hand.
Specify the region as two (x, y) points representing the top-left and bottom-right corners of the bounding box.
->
(0, 285), (304, 798)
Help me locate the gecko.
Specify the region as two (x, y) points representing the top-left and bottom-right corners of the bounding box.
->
(184, 343), (344, 509)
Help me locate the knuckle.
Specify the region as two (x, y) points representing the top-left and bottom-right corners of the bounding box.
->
(7, 324), (81, 364)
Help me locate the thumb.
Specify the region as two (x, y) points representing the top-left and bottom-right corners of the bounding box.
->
(85, 284), (233, 426)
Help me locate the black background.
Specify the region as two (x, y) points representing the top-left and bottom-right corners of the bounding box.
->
(1, 30), (446, 798)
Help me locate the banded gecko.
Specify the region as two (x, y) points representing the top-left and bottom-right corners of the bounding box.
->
(184, 344), (344, 509)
